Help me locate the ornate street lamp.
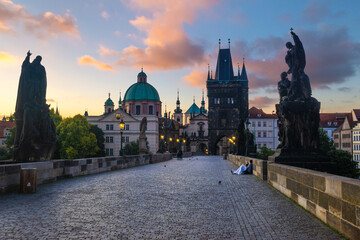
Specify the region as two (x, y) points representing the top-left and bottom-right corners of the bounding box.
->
(116, 114), (125, 156)
(169, 137), (172, 152)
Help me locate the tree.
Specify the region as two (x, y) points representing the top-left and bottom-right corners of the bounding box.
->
(318, 128), (334, 154)
(5, 127), (16, 158)
(256, 146), (275, 160)
(57, 115), (99, 159)
(124, 140), (139, 155)
(328, 149), (360, 179)
(49, 108), (62, 127)
(0, 146), (11, 160)
(89, 124), (105, 157)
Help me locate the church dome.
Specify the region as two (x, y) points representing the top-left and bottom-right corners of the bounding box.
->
(123, 82), (160, 101)
(104, 94), (114, 106)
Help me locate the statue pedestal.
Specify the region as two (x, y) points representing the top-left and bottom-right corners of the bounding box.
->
(139, 136), (147, 155)
(275, 97), (334, 172)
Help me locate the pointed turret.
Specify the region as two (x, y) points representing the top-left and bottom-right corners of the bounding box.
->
(214, 39), (234, 81)
(55, 104), (59, 116)
(240, 58), (248, 81)
(237, 62), (240, 79)
(174, 89), (182, 114)
(207, 64), (210, 80)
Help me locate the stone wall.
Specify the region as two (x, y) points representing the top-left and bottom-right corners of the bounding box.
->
(228, 154), (267, 180)
(268, 162), (360, 240)
(0, 153), (172, 194)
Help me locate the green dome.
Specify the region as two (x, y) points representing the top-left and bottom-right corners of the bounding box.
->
(105, 97), (114, 106)
(123, 82), (160, 101)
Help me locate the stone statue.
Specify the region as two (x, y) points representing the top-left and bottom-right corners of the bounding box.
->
(13, 51), (57, 162)
(275, 30), (329, 171)
(139, 117), (148, 154)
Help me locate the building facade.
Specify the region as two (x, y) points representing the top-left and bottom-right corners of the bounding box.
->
(0, 120), (15, 147)
(248, 107), (278, 151)
(207, 44), (249, 155)
(353, 123), (360, 166)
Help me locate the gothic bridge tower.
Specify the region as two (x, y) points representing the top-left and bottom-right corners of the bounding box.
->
(207, 39), (249, 155)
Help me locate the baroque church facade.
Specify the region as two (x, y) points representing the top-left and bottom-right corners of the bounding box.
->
(86, 70), (161, 155)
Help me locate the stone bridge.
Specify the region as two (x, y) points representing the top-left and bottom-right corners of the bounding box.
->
(0, 156), (344, 239)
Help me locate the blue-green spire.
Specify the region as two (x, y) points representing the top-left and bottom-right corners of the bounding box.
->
(240, 58), (248, 81)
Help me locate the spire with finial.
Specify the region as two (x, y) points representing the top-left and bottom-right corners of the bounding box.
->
(193, 96), (195, 104)
(200, 89), (207, 114)
(210, 69), (213, 79)
(118, 91), (122, 108)
(164, 104), (167, 118)
(219, 38), (221, 49)
(228, 38), (230, 48)
(237, 62), (240, 78)
(207, 64), (210, 80)
(56, 103), (59, 116)
(137, 68), (147, 83)
(174, 89), (182, 113)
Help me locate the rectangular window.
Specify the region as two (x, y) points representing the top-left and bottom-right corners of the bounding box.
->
(258, 121), (261, 127)
(263, 143), (267, 147)
(263, 131), (267, 138)
(227, 98), (230, 104)
(149, 105), (154, 115)
(105, 148), (109, 156)
(342, 134), (350, 138)
(109, 148), (113, 156)
(334, 134), (339, 139)
(263, 121), (267, 127)
(110, 136), (113, 143)
(122, 136), (125, 142)
(252, 122), (255, 127)
(106, 124), (109, 130)
(126, 136), (129, 143)
(136, 105), (141, 115)
(125, 124), (129, 130)
(334, 143), (339, 148)
(257, 131), (261, 138)
(105, 136), (110, 143)
(214, 98), (217, 104)
(231, 98), (234, 104)
(217, 98), (220, 104)
(342, 143), (350, 148)
(110, 124), (113, 130)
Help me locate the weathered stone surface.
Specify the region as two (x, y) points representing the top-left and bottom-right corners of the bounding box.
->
(318, 191), (329, 210)
(327, 212), (341, 231)
(341, 219), (360, 240)
(342, 201), (356, 225)
(307, 200), (316, 215)
(308, 187), (319, 205)
(342, 181), (360, 205)
(328, 195), (342, 217)
(313, 174), (326, 192)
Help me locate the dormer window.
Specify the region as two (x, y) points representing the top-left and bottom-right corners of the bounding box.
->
(334, 122), (338, 126)
(257, 114), (261, 118)
(328, 122), (331, 126)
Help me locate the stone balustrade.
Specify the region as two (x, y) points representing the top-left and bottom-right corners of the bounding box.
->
(228, 154), (267, 180)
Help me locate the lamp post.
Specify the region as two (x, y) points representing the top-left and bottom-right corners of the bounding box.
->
(160, 134), (164, 153)
(245, 119), (250, 156)
(116, 114), (125, 156)
(169, 137), (173, 152)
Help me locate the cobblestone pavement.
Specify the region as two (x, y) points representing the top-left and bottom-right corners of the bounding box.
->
(0, 156), (342, 240)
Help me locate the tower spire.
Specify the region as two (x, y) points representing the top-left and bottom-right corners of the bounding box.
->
(193, 96), (195, 104)
(240, 58), (248, 81)
(219, 38), (221, 49)
(228, 38), (230, 48)
(118, 90), (122, 109)
(207, 64), (210, 80)
(237, 62), (240, 78)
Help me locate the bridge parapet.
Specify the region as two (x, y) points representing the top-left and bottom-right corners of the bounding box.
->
(268, 162), (360, 240)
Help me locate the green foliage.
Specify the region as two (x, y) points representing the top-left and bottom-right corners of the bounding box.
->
(124, 140), (139, 155)
(49, 108), (62, 127)
(328, 149), (360, 179)
(89, 124), (105, 157)
(256, 146), (275, 160)
(4, 127), (16, 159)
(56, 115), (99, 159)
(0, 146), (11, 160)
(6, 113), (15, 122)
(318, 128), (334, 154)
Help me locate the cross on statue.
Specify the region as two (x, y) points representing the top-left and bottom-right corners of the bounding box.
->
(290, 27), (294, 32)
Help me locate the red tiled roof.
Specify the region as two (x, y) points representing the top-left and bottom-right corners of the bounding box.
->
(249, 107), (277, 119)
(0, 121), (16, 138)
(319, 113), (347, 128)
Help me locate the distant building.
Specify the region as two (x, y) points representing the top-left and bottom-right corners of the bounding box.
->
(319, 113), (346, 139)
(353, 123), (360, 166)
(86, 70), (161, 155)
(207, 41), (249, 155)
(0, 120), (15, 147)
(248, 107), (278, 151)
(173, 89), (208, 153)
(332, 109), (360, 157)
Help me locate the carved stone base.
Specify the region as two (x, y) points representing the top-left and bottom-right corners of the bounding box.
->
(275, 149), (334, 172)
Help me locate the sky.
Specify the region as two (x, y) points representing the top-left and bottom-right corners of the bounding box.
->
(1, 0), (360, 118)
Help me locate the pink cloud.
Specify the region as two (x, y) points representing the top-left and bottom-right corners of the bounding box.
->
(78, 55), (115, 72)
(101, 11), (110, 19)
(0, 0), (80, 39)
(183, 70), (207, 87)
(249, 96), (277, 109)
(99, 0), (218, 70)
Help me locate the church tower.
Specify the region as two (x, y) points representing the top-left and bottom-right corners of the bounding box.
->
(207, 39), (249, 155)
(174, 89), (183, 124)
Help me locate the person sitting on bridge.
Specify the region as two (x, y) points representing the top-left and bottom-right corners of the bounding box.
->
(231, 160), (253, 175)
